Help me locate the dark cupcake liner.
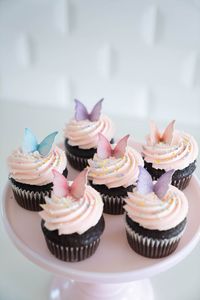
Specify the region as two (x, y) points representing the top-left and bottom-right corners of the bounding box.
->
(11, 182), (50, 211)
(66, 151), (89, 171)
(125, 221), (185, 258)
(10, 168), (68, 211)
(101, 193), (125, 215)
(172, 175), (192, 190)
(89, 182), (134, 215)
(44, 236), (100, 262)
(144, 160), (196, 190)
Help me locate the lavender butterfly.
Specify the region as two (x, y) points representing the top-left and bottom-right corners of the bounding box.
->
(23, 128), (58, 156)
(137, 167), (174, 199)
(74, 99), (104, 121)
(52, 168), (88, 199)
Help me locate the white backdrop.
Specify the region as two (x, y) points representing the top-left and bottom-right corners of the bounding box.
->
(0, 0), (200, 124)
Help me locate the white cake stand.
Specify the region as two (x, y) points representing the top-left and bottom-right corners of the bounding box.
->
(2, 165), (200, 300)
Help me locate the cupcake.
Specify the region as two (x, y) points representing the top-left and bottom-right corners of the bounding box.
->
(39, 169), (105, 262)
(142, 120), (198, 190)
(124, 167), (188, 258)
(8, 128), (67, 211)
(88, 134), (144, 215)
(64, 99), (115, 171)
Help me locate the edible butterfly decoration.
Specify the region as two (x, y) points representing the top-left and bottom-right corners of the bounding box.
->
(52, 168), (88, 199)
(74, 99), (103, 121)
(147, 120), (175, 146)
(137, 167), (174, 199)
(97, 133), (129, 159)
(22, 128), (58, 156)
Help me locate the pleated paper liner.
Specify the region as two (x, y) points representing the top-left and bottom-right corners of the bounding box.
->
(172, 175), (192, 190)
(100, 193), (126, 215)
(45, 236), (100, 262)
(10, 182), (50, 211)
(89, 183), (134, 215)
(125, 221), (185, 259)
(66, 150), (89, 171)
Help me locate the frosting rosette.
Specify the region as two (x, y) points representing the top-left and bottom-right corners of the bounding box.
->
(143, 130), (198, 171)
(124, 184), (188, 231)
(88, 146), (144, 188)
(8, 146), (67, 186)
(39, 185), (103, 235)
(64, 115), (115, 149)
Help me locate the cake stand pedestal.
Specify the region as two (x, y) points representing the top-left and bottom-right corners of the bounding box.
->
(49, 277), (153, 300)
(2, 167), (200, 300)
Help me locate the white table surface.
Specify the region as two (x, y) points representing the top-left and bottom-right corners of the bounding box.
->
(1, 100), (200, 300)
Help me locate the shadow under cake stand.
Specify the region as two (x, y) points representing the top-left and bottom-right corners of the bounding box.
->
(2, 166), (200, 300)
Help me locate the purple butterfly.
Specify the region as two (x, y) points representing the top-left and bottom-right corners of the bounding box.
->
(74, 99), (103, 122)
(137, 167), (175, 199)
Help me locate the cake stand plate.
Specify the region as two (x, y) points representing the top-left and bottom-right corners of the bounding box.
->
(2, 166), (200, 300)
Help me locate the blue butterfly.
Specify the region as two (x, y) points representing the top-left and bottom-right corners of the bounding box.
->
(22, 128), (58, 156)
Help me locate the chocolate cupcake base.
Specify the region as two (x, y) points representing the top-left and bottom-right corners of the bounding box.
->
(144, 160), (196, 190)
(125, 214), (186, 258)
(41, 216), (105, 262)
(90, 182), (134, 215)
(10, 168), (68, 211)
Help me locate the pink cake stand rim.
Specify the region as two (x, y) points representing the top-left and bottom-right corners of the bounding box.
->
(2, 175), (200, 284)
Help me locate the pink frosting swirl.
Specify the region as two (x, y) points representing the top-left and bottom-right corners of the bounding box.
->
(39, 185), (103, 235)
(88, 146), (144, 188)
(142, 131), (198, 170)
(8, 146), (67, 185)
(64, 115), (115, 149)
(124, 185), (188, 230)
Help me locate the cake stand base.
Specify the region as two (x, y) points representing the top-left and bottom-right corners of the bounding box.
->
(49, 277), (154, 300)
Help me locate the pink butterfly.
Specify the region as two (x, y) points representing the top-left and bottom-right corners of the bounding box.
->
(52, 168), (88, 199)
(147, 120), (175, 146)
(137, 167), (174, 199)
(74, 99), (103, 122)
(97, 133), (129, 159)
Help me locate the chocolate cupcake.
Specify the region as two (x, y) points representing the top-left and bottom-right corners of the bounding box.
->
(8, 128), (67, 211)
(142, 120), (198, 190)
(39, 169), (105, 262)
(88, 134), (144, 215)
(64, 99), (115, 171)
(124, 167), (188, 258)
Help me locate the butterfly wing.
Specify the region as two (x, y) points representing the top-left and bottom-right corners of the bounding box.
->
(70, 168), (88, 199)
(137, 166), (154, 194)
(52, 169), (70, 197)
(161, 120), (175, 145)
(147, 121), (160, 145)
(153, 169), (175, 199)
(113, 135), (129, 158)
(38, 131), (58, 156)
(74, 99), (89, 121)
(22, 128), (38, 153)
(97, 133), (112, 159)
(89, 98), (104, 121)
